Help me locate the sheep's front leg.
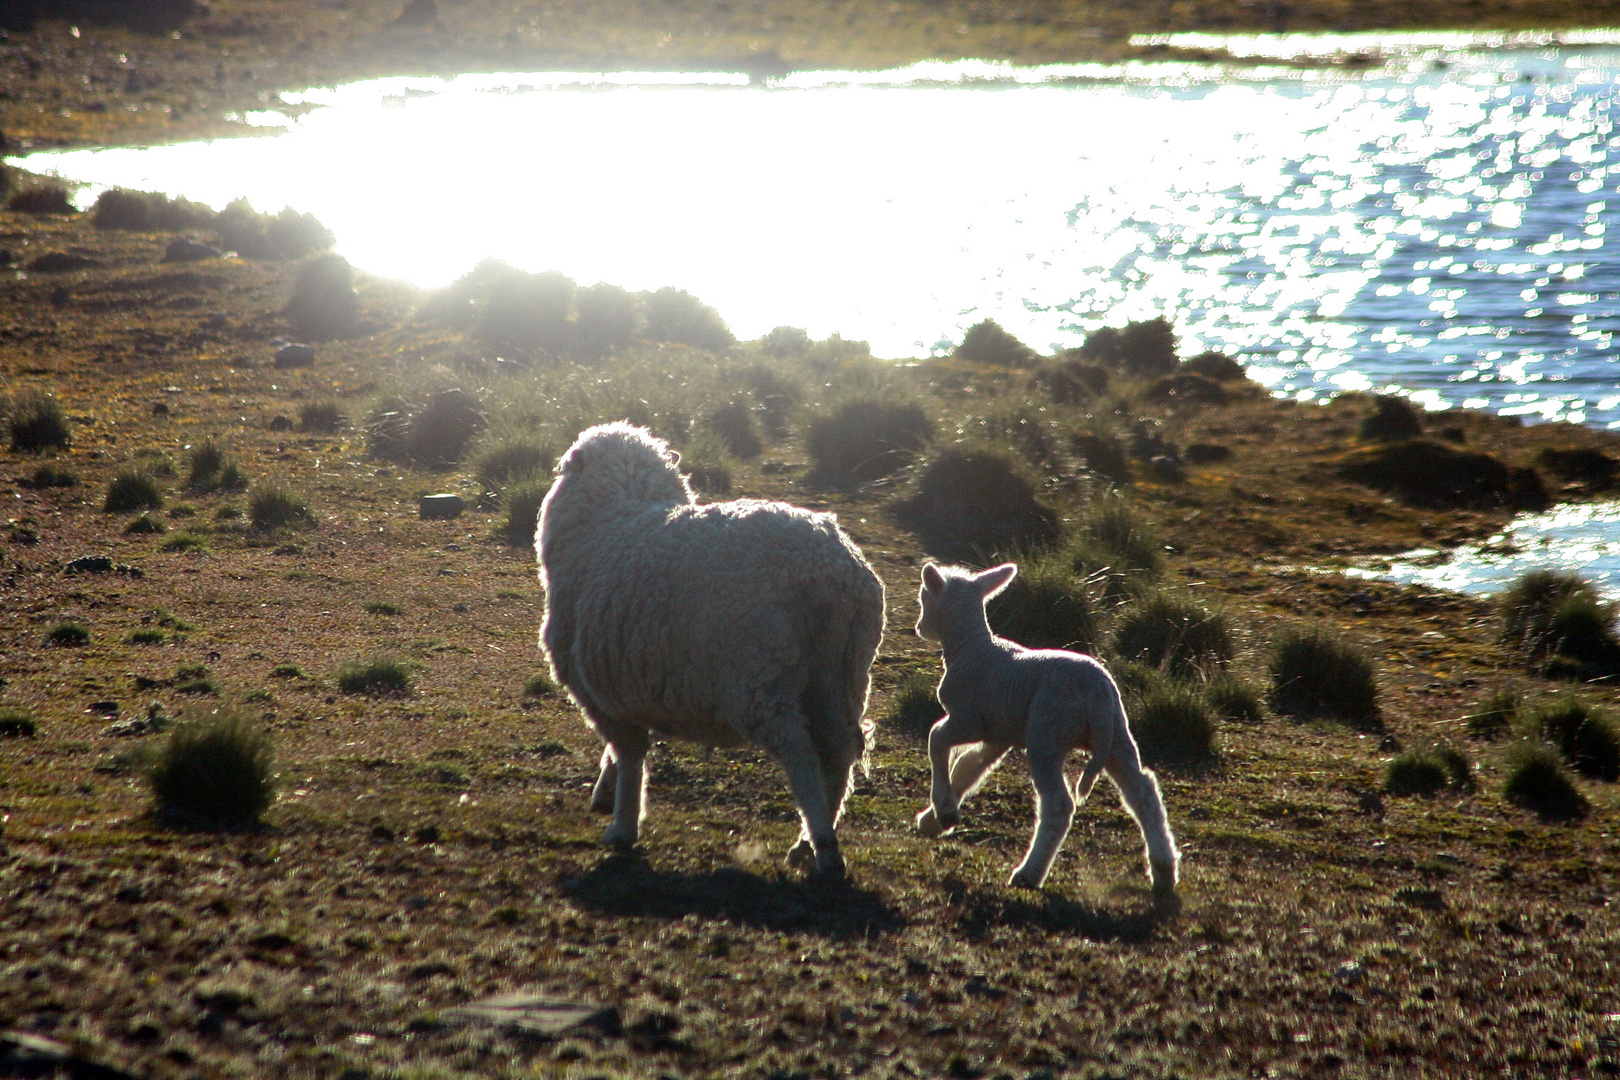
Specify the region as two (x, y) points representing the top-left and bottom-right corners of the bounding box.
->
(600, 734), (648, 850)
(1008, 738), (1075, 890)
(589, 745), (618, 814)
(916, 713), (979, 838)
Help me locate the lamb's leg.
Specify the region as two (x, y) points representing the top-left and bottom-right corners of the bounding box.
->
(1107, 747), (1181, 910)
(918, 740), (1009, 837)
(762, 723), (845, 878)
(589, 745), (618, 814)
(915, 712), (980, 837)
(1008, 736), (1075, 889)
(601, 733), (649, 850)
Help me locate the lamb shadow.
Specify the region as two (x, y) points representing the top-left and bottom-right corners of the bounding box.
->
(560, 853), (905, 939)
(953, 887), (1168, 944)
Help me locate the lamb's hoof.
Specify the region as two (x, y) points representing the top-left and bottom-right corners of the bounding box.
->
(916, 806), (956, 838)
(1007, 867), (1044, 890)
(601, 825), (637, 851)
(784, 838), (815, 872)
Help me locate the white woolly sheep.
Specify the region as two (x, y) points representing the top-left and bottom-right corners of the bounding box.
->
(537, 422), (885, 877)
(913, 562), (1180, 906)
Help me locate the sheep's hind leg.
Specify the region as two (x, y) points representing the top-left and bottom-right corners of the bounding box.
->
(763, 723), (845, 878)
(1008, 733), (1075, 890)
(589, 746), (618, 814)
(790, 723), (865, 872)
(600, 733), (649, 850)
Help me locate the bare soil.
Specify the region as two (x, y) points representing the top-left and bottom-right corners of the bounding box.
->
(1, 201), (1618, 1080)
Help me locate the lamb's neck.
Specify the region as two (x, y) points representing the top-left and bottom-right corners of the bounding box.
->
(940, 615), (997, 666)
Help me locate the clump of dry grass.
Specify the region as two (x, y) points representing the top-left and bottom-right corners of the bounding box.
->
(248, 483), (317, 530)
(8, 388), (71, 452)
(1268, 625), (1379, 723)
(146, 711), (276, 829)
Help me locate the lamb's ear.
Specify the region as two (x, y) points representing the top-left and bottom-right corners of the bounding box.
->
(669, 449), (681, 467)
(921, 562), (945, 593)
(975, 563), (1018, 599)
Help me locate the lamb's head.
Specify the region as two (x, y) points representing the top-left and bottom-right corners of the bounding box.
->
(552, 422), (694, 511)
(916, 561), (1017, 643)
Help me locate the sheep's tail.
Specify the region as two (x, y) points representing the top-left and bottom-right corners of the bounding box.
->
(1074, 674), (1121, 803)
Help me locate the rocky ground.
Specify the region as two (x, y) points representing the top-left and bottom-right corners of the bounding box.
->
(4, 0), (1620, 151)
(0, 198), (1617, 1079)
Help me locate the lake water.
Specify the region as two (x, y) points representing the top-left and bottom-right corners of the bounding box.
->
(15, 31), (1620, 594)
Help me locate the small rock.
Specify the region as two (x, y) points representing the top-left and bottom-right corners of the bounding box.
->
(1150, 455), (1186, 482)
(447, 993), (621, 1039)
(165, 238), (222, 263)
(419, 493), (465, 520)
(64, 555), (116, 575)
(1355, 789), (1385, 818)
(151, 401), (171, 417)
(87, 700), (119, 716)
(27, 252), (96, 273)
(1333, 961), (1365, 983)
(273, 342), (316, 368)
(268, 415), (293, 431)
(1378, 734), (1403, 753)
(395, 0), (437, 24)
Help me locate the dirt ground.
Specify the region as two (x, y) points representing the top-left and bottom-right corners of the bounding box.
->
(0, 200), (1617, 1080)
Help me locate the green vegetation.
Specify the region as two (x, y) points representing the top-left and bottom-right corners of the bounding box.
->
(187, 438), (247, 491)
(269, 664), (304, 679)
(805, 399), (933, 487)
(174, 663), (220, 695)
(8, 388), (72, 452)
(1268, 625), (1380, 723)
(1128, 679), (1219, 769)
(496, 477), (547, 547)
(160, 532), (209, 553)
(46, 622), (90, 646)
(104, 468), (163, 513)
(126, 629), (167, 645)
(1502, 743), (1589, 821)
(1498, 570), (1620, 679)
(1465, 690), (1519, 741)
(298, 400), (346, 433)
(522, 671), (557, 698)
(249, 483), (317, 530)
(984, 552), (1098, 652)
(24, 463), (76, 488)
(124, 513), (166, 535)
(7, 183), (75, 215)
(1112, 591), (1233, 678)
(955, 319), (1037, 368)
(1520, 698), (1620, 782)
(895, 446), (1059, 562)
(364, 601), (403, 616)
(1068, 493), (1164, 598)
(145, 712), (276, 829)
(336, 654), (415, 696)
(881, 670), (945, 741)
(1385, 745), (1473, 797)
(1203, 672), (1266, 724)
(0, 708), (39, 738)
(92, 187), (216, 231)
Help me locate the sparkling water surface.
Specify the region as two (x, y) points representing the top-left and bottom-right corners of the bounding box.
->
(16, 34), (1620, 593)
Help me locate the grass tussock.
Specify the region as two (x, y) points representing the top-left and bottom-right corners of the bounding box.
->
(1075, 317), (1179, 378)
(8, 389), (72, 452)
(1128, 679), (1219, 769)
(104, 468), (163, 514)
(1067, 493), (1164, 598)
(215, 200), (332, 259)
(186, 439), (246, 491)
(472, 437), (553, 493)
(1338, 438), (1547, 510)
(286, 253), (360, 338)
(1268, 625), (1379, 723)
(1112, 591), (1234, 677)
(984, 553), (1098, 653)
(7, 183), (75, 215)
(522, 671), (557, 698)
(805, 399), (933, 487)
(146, 711), (276, 829)
(1502, 742), (1589, 821)
(92, 187), (216, 231)
(0, 708), (39, 738)
(1498, 569), (1620, 678)
(24, 463), (76, 489)
(881, 670), (945, 741)
(336, 654), (415, 696)
(1203, 672), (1266, 723)
(706, 399), (763, 459)
(894, 446), (1060, 563)
(1520, 698), (1620, 782)
(248, 484), (317, 531)
(1465, 690), (1520, 741)
(1359, 394), (1424, 442)
(1385, 745), (1473, 797)
(47, 621), (90, 646)
(955, 319), (1038, 368)
(297, 400), (346, 433)
(1181, 350), (1246, 381)
(496, 477), (548, 547)
(644, 287), (735, 351)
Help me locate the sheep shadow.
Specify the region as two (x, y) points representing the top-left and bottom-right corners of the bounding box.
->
(951, 886), (1169, 944)
(560, 853), (905, 939)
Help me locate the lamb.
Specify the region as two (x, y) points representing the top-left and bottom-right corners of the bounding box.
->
(537, 422), (885, 878)
(912, 561), (1180, 906)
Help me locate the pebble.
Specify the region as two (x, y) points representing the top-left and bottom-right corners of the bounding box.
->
(419, 493), (465, 520)
(273, 342), (316, 368)
(27, 252), (96, 273)
(164, 238), (222, 263)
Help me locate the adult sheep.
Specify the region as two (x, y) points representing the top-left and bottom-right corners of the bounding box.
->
(538, 422), (885, 877)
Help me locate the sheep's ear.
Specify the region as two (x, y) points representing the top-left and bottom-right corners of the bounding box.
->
(669, 450), (681, 467)
(921, 562), (945, 593)
(975, 563), (1018, 599)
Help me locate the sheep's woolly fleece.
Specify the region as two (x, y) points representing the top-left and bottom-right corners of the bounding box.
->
(537, 422), (885, 755)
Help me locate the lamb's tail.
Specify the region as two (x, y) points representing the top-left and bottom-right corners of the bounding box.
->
(1073, 674), (1120, 803)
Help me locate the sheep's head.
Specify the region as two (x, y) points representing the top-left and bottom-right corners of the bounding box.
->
(553, 422), (693, 509)
(916, 561), (1017, 642)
